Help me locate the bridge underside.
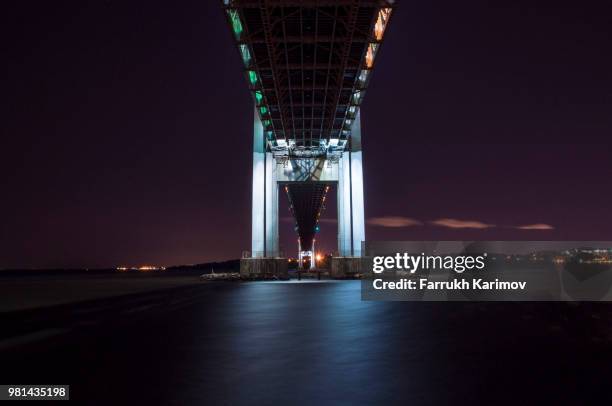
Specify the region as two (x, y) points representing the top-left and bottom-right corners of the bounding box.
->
(224, 0), (393, 154)
(285, 182), (331, 252)
(225, 1), (395, 275)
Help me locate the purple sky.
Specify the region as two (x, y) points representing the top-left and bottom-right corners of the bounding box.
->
(1, 0), (611, 268)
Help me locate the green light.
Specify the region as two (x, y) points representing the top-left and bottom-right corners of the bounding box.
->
(248, 71), (258, 85)
(263, 119), (271, 128)
(259, 106), (268, 115)
(239, 44), (251, 66)
(255, 91), (263, 104)
(228, 10), (243, 38)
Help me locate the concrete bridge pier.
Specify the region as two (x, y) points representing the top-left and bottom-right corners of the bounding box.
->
(332, 111), (366, 278)
(240, 109), (367, 279)
(240, 107), (287, 279)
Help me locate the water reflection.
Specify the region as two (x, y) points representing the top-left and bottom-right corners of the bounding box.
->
(165, 281), (612, 404)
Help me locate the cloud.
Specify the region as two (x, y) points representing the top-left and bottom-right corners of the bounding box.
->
(367, 216), (423, 228)
(286, 215), (553, 232)
(431, 218), (494, 229)
(515, 223), (555, 230)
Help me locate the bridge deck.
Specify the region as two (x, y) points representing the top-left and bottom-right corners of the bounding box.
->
(224, 0), (395, 155)
(285, 182), (331, 251)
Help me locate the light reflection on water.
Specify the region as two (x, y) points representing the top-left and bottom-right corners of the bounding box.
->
(225, 281), (390, 404)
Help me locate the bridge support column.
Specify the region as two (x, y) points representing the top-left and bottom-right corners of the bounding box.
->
(242, 107), (285, 279)
(337, 110), (365, 258)
(333, 111), (365, 278)
(251, 107), (279, 257)
(311, 240), (316, 270)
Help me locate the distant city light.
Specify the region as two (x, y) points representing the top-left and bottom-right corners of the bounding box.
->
(115, 265), (166, 272)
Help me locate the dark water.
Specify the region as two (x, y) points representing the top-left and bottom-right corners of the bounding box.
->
(2, 280), (611, 405)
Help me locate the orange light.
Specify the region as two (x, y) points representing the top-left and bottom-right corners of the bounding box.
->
(366, 45), (374, 68)
(374, 8), (392, 40)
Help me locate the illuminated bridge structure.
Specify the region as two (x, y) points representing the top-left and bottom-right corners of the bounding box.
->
(223, 0), (395, 276)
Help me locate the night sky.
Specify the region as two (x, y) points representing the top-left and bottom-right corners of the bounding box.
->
(1, 0), (611, 269)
